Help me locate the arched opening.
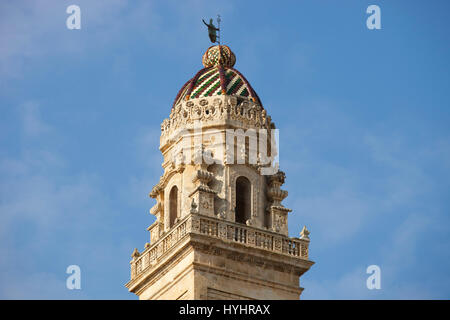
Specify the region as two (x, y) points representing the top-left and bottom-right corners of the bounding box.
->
(235, 176), (251, 224)
(169, 186), (178, 228)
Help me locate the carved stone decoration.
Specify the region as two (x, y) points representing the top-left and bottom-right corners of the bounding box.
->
(131, 248), (140, 259)
(247, 230), (256, 246)
(150, 202), (161, 215)
(265, 170), (292, 234)
(246, 217), (257, 227)
(273, 212), (285, 233)
(267, 188), (288, 207)
(190, 198), (198, 214)
(267, 171), (288, 207)
(274, 237), (282, 252)
(149, 182), (164, 199)
(148, 222), (160, 244)
(193, 169), (214, 187)
(300, 243), (309, 259)
(172, 147), (186, 170)
(189, 166), (216, 217)
(218, 223), (227, 239)
(190, 186), (215, 217)
(216, 211), (226, 219)
(191, 216), (200, 233)
(215, 203), (227, 220)
(149, 168), (184, 200)
(160, 96), (273, 148)
(300, 225), (310, 240)
(201, 200), (210, 209)
(270, 207), (290, 236)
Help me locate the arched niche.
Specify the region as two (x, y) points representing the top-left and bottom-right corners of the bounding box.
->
(235, 176), (251, 224)
(169, 185), (178, 228)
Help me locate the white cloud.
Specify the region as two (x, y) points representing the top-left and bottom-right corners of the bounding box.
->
(0, 271), (88, 300)
(19, 101), (51, 137)
(280, 99), (450, 299)
(0, 0), (156, 82)
(0, 0), (235, 86)
(0, 100), (129, 299)
(118, 126), (163, 215)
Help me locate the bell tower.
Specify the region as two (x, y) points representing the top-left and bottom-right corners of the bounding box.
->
(125, 45), (314, 300)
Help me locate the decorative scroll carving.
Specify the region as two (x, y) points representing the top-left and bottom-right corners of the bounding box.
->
(160, 96), (274, 145)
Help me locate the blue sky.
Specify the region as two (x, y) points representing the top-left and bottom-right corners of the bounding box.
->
(0, 0), (449, 299)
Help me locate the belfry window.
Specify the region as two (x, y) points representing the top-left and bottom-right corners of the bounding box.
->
(235, 176), (251, 224)
(169, 186), (178, 228)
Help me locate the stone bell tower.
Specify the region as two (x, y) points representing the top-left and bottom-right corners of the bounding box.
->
(125, 45), (314, 300)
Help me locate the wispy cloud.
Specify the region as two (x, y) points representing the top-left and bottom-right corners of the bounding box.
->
(0, 0), (156, 82)
(280, 98), (450, 299)
(19, 101), (51, 137)
(0, 101), (132, 299)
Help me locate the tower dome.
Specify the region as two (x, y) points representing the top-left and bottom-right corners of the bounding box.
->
(173, 45), (261, 108)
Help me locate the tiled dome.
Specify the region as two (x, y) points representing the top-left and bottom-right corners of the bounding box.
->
(202, 45), (236, 68)
(173, 45), (261, 108)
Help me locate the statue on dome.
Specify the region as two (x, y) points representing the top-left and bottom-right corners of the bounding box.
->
(202, 17), (220, 43)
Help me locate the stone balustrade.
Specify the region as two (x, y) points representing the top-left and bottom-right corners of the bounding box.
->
(130, 213), (309, 280)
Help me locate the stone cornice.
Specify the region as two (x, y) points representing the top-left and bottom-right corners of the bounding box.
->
(160, 96), (274, 150)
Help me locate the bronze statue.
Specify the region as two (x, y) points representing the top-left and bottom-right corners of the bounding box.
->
(202, 18), (220, 43)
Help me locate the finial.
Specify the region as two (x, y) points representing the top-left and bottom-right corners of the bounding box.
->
(300, 226), (310, 240)
(131, 248), (140, 258)
(217, 15), (221, 45)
